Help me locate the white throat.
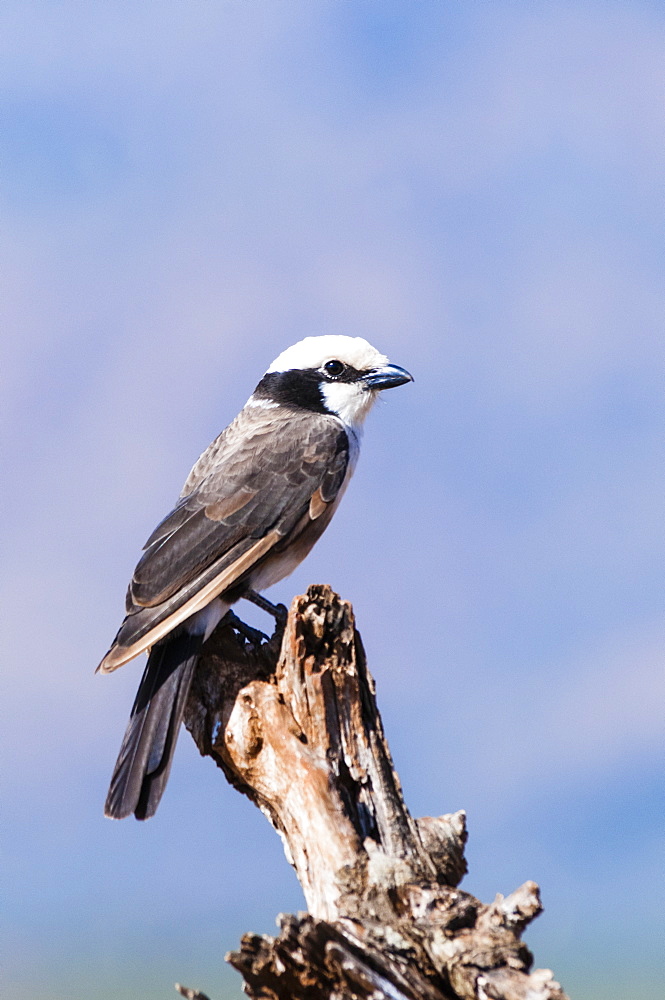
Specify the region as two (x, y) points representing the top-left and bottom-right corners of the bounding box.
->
(320, 381), (377, 432)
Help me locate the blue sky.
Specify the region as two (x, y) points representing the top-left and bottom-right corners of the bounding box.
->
(2, 3), (664, 999)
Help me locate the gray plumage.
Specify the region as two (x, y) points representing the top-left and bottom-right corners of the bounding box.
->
(99, 335), (412, 820)
(101, 407), (349, 669)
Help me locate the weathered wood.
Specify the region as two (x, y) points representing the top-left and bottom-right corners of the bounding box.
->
(175, 985), (212, 1000)
(184, 585), (568, 1000)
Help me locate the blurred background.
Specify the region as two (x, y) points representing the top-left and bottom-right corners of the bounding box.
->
(2, 3), (663, 999)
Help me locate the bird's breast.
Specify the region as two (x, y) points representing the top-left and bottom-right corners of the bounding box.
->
(248, 448), (357, 593)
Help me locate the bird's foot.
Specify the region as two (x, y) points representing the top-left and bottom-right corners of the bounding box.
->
(243, 590), (288, 633)
(223, 611), (269, 648)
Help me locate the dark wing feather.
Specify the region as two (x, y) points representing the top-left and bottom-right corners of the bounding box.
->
(129, 410), (348, 609)
(318, 441), (349, 502)
(140, 494), (196, 550)
(103, 408), (349, 661)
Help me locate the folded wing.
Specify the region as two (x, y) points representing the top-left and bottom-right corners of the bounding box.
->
(98, 407), (349, 672)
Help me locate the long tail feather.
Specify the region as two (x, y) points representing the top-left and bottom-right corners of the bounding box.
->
(104, 629), (203, 820)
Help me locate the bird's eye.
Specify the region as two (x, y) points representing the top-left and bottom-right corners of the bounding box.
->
(324, 359), (345, 378)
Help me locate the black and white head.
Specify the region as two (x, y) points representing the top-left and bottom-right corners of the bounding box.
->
(251, 335), (413, 429)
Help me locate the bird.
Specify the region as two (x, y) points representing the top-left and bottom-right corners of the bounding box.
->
(99, 335), (412, 820)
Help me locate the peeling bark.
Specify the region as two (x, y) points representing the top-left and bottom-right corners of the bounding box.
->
(184, 585), (568, 1000)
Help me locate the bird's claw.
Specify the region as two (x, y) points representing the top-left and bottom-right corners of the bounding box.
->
(223, 611), (269, 647)
(242, 590), (288, 637)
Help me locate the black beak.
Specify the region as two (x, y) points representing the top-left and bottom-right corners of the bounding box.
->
(363, 364), (414, 390)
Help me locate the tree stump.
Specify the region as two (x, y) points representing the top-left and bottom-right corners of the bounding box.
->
(184, 585), (568, 1000)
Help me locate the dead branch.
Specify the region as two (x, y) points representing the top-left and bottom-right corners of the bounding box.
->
(184, 585), (568, 1000)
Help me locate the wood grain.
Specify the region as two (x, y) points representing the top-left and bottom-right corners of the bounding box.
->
(183, 585), (568, 1000)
